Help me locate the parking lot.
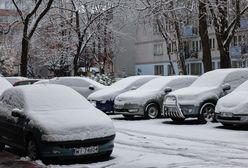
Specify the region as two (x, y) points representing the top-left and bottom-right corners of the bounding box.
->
(1, 115), (248, 168)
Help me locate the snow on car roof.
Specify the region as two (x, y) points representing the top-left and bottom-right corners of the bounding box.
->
(0, 77), (12, 95)
(17, 84), (92, 111)
(50, 76), (106, 88)
(110, 75), (156, 89)
(190, 68), (248, 87)
(138, 76), (197, 91)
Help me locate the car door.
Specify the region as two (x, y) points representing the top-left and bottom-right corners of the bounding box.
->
(71, 79), (94, 97)
(0, 91), (25, 149)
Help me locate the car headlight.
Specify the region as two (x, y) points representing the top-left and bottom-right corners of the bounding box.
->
(164, 96), (177, 105)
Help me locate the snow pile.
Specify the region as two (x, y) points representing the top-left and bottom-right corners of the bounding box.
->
(0, 77), (12, 95)
(88, 75), (157, 101)
(8, 85), (115, 141)
(216, 80), (248, 114)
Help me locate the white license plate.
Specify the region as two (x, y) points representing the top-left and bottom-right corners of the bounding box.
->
(73, 146), (99, 156)
(221, 112), (233, 117)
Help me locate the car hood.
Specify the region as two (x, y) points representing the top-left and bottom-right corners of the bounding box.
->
(87, 88), (124, 101)
(216, 91), (248, 114)
(115, 90), (160, 105)
(167, 87), (219, 105)
(28, 108), (115, 142)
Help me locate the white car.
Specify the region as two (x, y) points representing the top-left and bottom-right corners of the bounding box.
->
(0, 77), (12, 95)
(215, 80), (248, 126)
(49, 77), (106, 98)
(88, 75), (158, 113)
(114, 76), (198, 119)
(0, 84), (115, 161)
(163, 69), (248, 123)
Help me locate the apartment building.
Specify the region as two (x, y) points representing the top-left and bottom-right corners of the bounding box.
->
(135, 18), (248, 76)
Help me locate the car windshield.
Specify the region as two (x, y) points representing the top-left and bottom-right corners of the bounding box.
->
(138, 77), (169, 91)
(23, 85), (92, 112)
(234, 80), (248, 92)
(190, 71), (228, 87)
(110, 77), (140, 89)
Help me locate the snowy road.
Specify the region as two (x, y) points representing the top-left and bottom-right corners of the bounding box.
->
(2, 115), (248, 168)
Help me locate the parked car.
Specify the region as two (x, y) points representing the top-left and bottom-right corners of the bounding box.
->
(13, 79), (40, 86)
(88, 75), (158, 113)
(5, 76), (28, 85)
(0, 84), (115, 161)
(114, 76), (198, 119)
(215, 80), (248, 126)
(0, 77), (12, 95)
(163, 69), (248, 123)
(49, 77), (106, 98)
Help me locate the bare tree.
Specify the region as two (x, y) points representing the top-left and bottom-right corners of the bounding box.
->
(208, 0), (248, 68)
(12, 0), (55, 77)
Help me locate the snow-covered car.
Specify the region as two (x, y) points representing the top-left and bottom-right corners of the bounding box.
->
(0, 77), (12, 95)
(0, 85), (115, 161)
(163, 69), (248, 123)
(114, 76), (198, 119)
(88, 75), (158, 113)
(5, 76), (28, 85)
(215, 80), (248, 126)
(49, 77), (106, 98)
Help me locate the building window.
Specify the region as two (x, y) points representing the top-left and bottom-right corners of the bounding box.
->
(153, 22), (160, 34)
(154, 43), (163, 56)
(232, 61), (240, 68)
(212, 62), (215, 70)
(217, 61), (220, 69)
(154, 65), (164, 76)
(167, 64), (174, 76)
(190, 63), (202, 75)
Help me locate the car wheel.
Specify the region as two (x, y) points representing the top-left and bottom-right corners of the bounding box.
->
(198, 102), (215, 124)
(145, 103), (159, 119)
(0, 142), (5, 151)
(123, 114), (134, 119)
(171, 117), (185, 123)
(27, 137), (39, 160)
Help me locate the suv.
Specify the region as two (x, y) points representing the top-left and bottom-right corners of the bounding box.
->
(163, 69), (248, 123)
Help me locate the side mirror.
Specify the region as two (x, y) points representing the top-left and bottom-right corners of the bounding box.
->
(222, 83), (231, 91)
(164, 87), (172, 93)
(131, 86), (137, 90)
(89, 85), (95, 90)
(11, 109), (26, 119)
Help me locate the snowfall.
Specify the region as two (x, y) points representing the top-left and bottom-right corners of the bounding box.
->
(28, 115), (248, 168)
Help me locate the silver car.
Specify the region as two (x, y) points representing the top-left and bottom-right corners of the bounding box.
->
(114, 76), (198, 119)
(163, 69), (248, 123)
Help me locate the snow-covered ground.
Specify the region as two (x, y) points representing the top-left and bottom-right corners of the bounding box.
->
(39, 115), (248, 168)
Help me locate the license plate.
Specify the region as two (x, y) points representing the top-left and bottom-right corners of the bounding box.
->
(221, 112), (233, 117)
(73, 146), (99, 156)
(167, 107), (177, 112)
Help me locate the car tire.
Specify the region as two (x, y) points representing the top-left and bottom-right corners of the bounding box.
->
(198, 102), (216, 124)
(145, 103), (160, 119)
(27, 137), (40, 160)
(123, 114), (134, 120)
(171, 117), (185, 123)
(0, 142), (4, 151)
